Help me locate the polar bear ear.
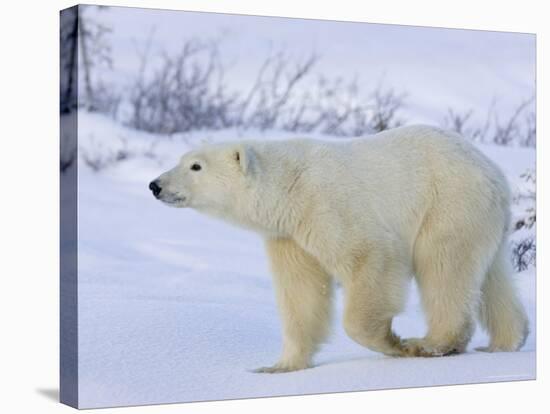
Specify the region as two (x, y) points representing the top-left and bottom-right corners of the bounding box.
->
(234, 145), (255, 175)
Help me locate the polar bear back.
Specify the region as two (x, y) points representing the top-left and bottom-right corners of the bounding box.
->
(241, 125), (510, 266)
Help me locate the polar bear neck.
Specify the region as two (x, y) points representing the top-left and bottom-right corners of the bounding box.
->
(228, 139), (327, 239)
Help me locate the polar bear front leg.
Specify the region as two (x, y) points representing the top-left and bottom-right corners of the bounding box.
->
(254, 238), (333, 373)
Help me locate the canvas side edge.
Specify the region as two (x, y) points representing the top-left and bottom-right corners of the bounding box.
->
(60, 4), (79, 409)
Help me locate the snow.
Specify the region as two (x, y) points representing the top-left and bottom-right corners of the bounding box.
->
(71, 111), (536, 409)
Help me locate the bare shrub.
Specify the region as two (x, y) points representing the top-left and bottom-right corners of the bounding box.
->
(492, 98), (535, 146)
(78, 5), (118, 115)
(239, 53), (318, 130)
(521, 110), (536, 147)
(368, 85), (406, 133)
(512, 237), (536, 272)
(443, 97), (535, 147)
(238, 53), (406, 136)
(513, 169), (536, 231)
(91, 81), (122, 120)
(125, 40), (406, 137)
(128, 39), (238, 134)
(443, 106), (492, 142)
(60, 7), (78, 114)
(302, 76), (361, 136)
(280, 78), (406, 136)
(510, 168), (536, 271)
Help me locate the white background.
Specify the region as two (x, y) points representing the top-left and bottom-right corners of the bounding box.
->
(0, 0), (547, 412)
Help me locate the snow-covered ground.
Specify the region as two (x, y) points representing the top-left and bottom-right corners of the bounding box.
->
(72, 112), (536, 409)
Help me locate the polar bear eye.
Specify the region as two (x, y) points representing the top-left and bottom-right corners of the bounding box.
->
(190, 163), (202, 171)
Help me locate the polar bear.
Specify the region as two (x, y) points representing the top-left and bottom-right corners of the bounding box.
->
(149, 125), (528, 373)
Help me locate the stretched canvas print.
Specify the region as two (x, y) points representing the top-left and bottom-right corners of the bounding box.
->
(60, 4), (537, 409)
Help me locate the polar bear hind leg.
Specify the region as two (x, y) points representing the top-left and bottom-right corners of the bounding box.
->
(341, 247), (411, 357)
(406, 209), (496, 357)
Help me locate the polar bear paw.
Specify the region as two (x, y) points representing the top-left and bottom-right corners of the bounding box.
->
(253, 360), (310, 374)
(401, 337), (460, 357)
(474, 345), (512, 353)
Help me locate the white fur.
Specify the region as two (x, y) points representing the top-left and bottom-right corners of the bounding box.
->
(153, 125), (529, 372)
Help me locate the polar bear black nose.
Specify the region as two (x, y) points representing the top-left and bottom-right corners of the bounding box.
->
(149, 180), (162, 198)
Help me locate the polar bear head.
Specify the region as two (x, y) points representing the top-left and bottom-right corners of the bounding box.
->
(149, 142), (265, 227)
